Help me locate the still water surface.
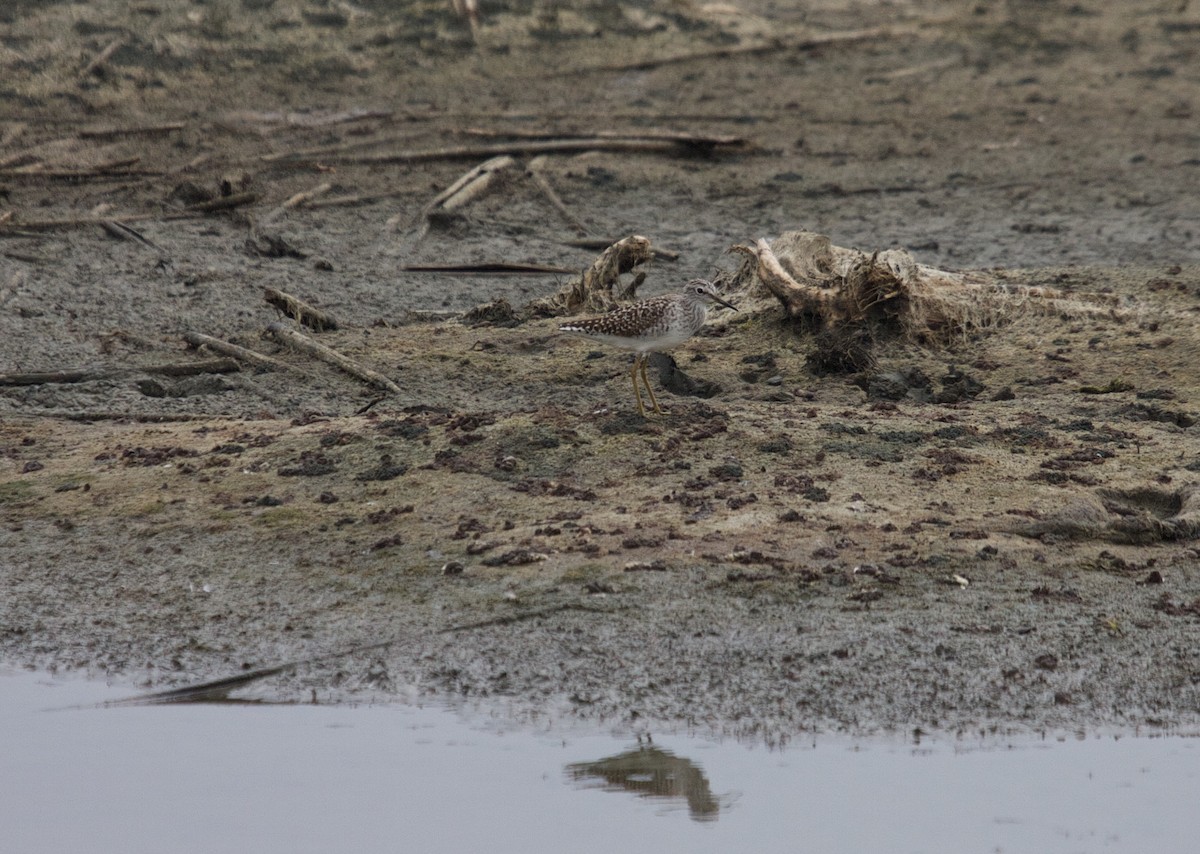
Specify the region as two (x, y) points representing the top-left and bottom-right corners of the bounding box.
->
(2, 669), (1196, 854)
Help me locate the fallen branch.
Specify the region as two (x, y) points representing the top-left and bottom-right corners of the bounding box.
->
(264, 322), (403, 395)
(258, 132), (420, 163)
(0, 212), (190, 232)
(264, 286), (339, 331)
(527, 155), (588, 236)
(144, 358), (240, 377)
(257, 181), (334, 228)
(24, 411), (218, 423)
(401, 154), (516, 237)
(591, 26), (902, 73)
(0, 359), (239, 386)
(186, 191), (259, 213)
(462, 127), (746, 146)
(276, 135), (746, 165)
(183, 331), (304, 373)
(79, 37), (125, 82)
(79, 122), (186, 139)
(401, 262), (575, 274)
(305, 191), (399, 210)
(99, 220), (164, 251)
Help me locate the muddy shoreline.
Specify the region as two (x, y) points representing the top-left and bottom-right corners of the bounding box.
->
(3, 2), (1200, 739)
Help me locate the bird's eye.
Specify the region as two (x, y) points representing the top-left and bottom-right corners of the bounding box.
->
(695, 285), (705, 294)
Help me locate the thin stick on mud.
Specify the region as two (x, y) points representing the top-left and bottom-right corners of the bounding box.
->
(0, 211), (197, 232)
(78, 37), (125, 82)
(258, 132), (421, 163)
(305, 191), (398, 210)
(527, 155), (588, 236)
(98, 220), (164, 251)
(0, 159), (156, 181)
(264, 286), (339, 331)
(258, 181), (334, 227)
(590, 26), (902, 73)
(278, 135), (747, 165)
(182, 331), (304, 374)
(186, 191), (259, 213)
(25, 411), (219, 423)
(78, 122), (186, 139)
(264, 322), (403, 395)
(0, 359), (239, 386)
(399, 154), (516, 236)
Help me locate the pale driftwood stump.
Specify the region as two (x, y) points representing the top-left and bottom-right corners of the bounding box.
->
(524, 234), (654, 318)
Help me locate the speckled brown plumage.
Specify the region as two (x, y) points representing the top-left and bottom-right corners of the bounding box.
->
(559, 279), (736, 416)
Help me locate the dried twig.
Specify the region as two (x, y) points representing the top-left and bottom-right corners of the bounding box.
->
(264, 286), (339, 331)
(401, 262), (575, 275)
(400, 154), (516, 236)
(258, 181), (334, 227)
(264, 322), (403, 395)
(99, 220), (164, 251)
(527, 155), (588, 236)
(463, 127), (745, 146)
(78, 122), (186, 139)
(258, 132), (420, 163)
(26, 411), (217, 423)
(0, 158), (156, 180)
(79, 37), (125, 82)
(0, 212), (191, 232)
(0, 359), (239, 386)
(186, 191), (259, 213)
(305, 191), (398, 209)
(275, 135), (746, 165)
(279, 182), (334, 210)
(183, 331), (305, 373)
(591, 26), (901, 73)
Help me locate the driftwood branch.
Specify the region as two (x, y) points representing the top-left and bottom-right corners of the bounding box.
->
(401, 154), (516, 237)
(79, 38), (125, 82)
(0, 359), (239, 386)
(258, 181), (334, 227)
(400, 262), (575, 275)
(591, 26), (903, 73)
(732, 230), (1135, 354)
(264, 322), (403, 395)
(182, 331), (304, 373)
(527, 155), (588, 236)
(186, 191), (259, 213)
(274, 135), (746, 165)
(26, 411), (218, 423)
(79, 122), (185, 139)
(524, 234), (654, 317)
(264, 287), (339, 331)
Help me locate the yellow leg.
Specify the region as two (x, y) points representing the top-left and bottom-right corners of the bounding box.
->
(639, 355), (662, 414)
(630, 354), (646, 417)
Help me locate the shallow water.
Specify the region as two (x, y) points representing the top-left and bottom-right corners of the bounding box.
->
(2, 670), (1196, 854)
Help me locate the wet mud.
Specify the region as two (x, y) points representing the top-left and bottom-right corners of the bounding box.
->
(2, 2), (1200, 740)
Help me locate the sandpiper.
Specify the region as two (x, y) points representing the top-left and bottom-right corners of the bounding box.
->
(559, 279), (737, 416)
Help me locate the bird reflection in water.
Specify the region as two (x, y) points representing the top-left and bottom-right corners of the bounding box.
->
(566, 743), (720, 821)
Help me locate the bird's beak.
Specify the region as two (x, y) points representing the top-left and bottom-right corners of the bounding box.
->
(710, 294), (738, 312)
